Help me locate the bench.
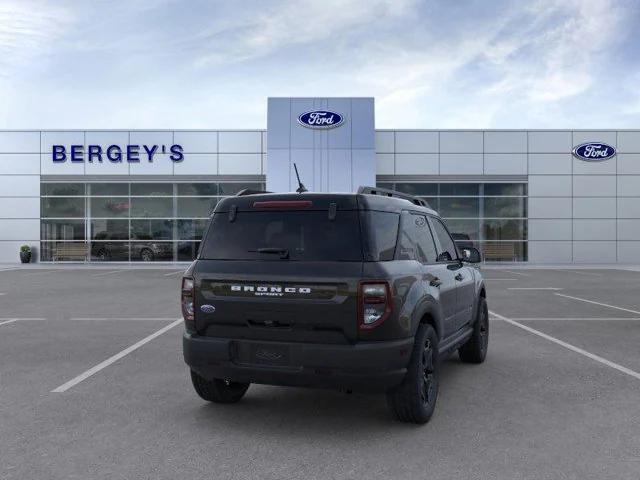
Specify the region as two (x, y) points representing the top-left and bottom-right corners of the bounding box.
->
(482, 243), (516, 261)
(53, 243), (89, 262)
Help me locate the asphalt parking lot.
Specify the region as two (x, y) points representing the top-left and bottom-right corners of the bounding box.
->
(1, 265), (640, 479)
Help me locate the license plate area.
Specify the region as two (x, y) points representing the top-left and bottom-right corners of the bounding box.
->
(233, 341), (293, 367)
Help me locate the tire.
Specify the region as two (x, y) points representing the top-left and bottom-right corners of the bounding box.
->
(458, 296), (489, 364)
(190, 370), (249, 403)
(96, 249), (109, 261)
(140, 248), (154, 262)
(386, 324), (439, 424)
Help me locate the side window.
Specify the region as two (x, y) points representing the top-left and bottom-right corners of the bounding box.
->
(431, 218), (458, 262)
(361, 211), (400, 261)
(397, 213), (438, 263)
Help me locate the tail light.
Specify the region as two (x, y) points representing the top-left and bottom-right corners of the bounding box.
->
(181, 277), (195, 327)
(358, 281), (393, 330)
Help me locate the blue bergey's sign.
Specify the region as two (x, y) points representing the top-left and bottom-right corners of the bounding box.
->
(297, 110), (344, 129)
(52, 144), (184, 163)
(572, 142), (616, 161)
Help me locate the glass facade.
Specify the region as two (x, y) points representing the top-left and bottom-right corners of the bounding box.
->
(378, 182), (528, 261)
(40, 181), (264, 262)
(40, 179), (524, 262)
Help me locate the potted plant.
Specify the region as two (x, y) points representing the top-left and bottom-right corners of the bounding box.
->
(19, 245), (32, 264)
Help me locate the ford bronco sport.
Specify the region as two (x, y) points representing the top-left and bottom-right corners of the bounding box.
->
(182, 186), (488, 423)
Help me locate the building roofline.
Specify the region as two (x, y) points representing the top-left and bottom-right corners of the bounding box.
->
(1, 128), (637, 132)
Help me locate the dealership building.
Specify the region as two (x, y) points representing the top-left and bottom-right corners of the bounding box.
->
(0, 97), (639, 264)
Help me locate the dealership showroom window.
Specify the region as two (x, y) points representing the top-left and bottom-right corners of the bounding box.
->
(40, 180), (264, 262)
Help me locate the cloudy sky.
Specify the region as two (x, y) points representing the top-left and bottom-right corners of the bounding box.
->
(0, 0), (638, 129)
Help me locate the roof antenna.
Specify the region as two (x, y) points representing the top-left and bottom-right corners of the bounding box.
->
(293, 163), (308, 193)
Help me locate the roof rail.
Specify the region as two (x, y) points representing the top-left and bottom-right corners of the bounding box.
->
(357, 186), (431, 208)
(235, 188), (272, 197)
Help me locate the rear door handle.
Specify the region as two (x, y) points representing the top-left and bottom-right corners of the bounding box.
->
(429, 277), (442, 287)
(455, 273), (464, 281)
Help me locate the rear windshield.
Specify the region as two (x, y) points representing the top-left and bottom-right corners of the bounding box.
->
(200, 211), (363, 261)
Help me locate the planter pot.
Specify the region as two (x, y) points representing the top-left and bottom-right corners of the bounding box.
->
(20, 251), (32, 264)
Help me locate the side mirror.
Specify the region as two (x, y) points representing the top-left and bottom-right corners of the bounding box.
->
(461, 247), (482, 263)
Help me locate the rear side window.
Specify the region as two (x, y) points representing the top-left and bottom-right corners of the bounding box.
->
(200, 211), (363, 261)
(431, 218), (458, 262)
(360, 211), (399, 261)
(397, 212), (438, 263)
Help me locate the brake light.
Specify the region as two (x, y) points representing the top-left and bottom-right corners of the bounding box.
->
(181, 277), (195, 327)
(252, 200), (313, 209)
(358, 281), (393, 330)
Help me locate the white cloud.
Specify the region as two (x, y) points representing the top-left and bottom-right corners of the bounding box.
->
(0, 1), (72, 76)
(193, 0), (417, 67)
(520, 0), (625, 103)
(369, 0), (633, 127)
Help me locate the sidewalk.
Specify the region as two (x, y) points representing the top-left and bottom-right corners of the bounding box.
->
(2, 262), (639, 271)
(0, 263), (192, 270)
(481, 263), (640, 271)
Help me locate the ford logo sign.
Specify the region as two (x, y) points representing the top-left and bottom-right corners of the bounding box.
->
(200, 304), (216, 314)
(572, 142), (616, 162)
(297, 110), (344, 129)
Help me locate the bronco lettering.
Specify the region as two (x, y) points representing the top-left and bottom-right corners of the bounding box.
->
(230, 284), (311, 295)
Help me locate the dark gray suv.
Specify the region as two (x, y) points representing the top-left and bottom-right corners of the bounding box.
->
(181, 186), (488, 423)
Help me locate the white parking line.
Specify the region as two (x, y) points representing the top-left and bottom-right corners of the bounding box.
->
(91, 270), (123, 277)
(0, 318), (45, 326)
(484, 278), (518, 281)
(51, 318), (183, 393)
(489, 310), (640, 381)
(553, 269), (603, 277)
(554, 293), (640, 315)
(69, 317), (178, 321)
(0, 317), (46, 321)
(24, 271), (56, 276)
(506, 317), (640, 321)
(0, 292), (5, 295)
(502, 270), (531, 277)
(163, 270), (184, 276)
(0, 317), (46, 322)
(508, 287), (563, 291)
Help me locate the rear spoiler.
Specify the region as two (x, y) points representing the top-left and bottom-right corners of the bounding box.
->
(235, 188), (272, 196)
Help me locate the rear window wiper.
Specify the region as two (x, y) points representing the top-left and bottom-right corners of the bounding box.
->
(248, 247), (290, 259)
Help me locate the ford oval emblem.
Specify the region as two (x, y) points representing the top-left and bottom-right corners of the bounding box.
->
(572, 142), (616, 162)
(200, 304), (216, 314)
(297, 110), (344, 129)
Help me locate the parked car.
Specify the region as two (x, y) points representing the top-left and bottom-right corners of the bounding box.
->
(91, 231), (173, 261)
(181, 186), (488, 423)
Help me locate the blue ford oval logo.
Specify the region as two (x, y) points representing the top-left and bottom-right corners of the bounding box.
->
(572, 142), (616, 162)
(297, 110), (344, 129)
(200, 304), (216, 314)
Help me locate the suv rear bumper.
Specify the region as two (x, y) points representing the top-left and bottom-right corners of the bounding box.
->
(183, 332), (413, 392)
